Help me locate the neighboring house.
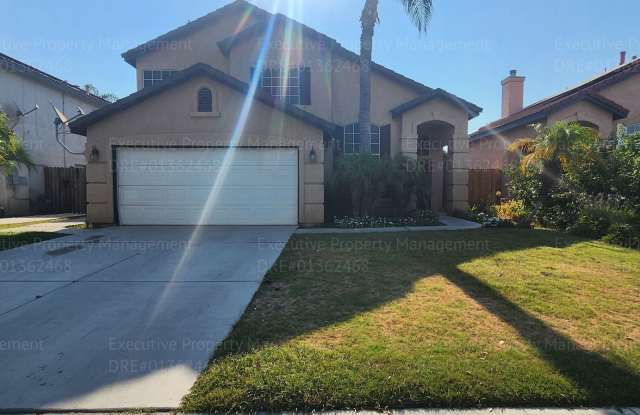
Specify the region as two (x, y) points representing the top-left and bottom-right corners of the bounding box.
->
(0, 52), (108, 216)
(69, 0), (482, 227)
(469, 53), (640, 170)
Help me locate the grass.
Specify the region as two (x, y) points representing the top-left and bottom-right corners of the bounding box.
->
(183, 229), (640, 412)
(0, 231), (67, 251)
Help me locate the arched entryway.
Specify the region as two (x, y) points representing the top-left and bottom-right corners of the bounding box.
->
(417, 120), (455, 212)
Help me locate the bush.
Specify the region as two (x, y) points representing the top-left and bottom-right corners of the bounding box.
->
(333, 209), (440, 229)
(568, 198), (639, 247)
(462, 205), (508, 228)
(386, 156), (430, 216)
(603, 223), (640, 249)
(329, 154), (431, 219)
(495, 200), (531, 227)
(333, 154), (387, 217)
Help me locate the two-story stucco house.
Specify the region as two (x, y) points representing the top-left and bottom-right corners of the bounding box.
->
(469, 52), (640, 170)
(0, 53), (107, 216)
(69, 0), (482, 227)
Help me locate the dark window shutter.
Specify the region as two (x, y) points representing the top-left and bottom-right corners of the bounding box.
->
(380, 124), (391, 160)
(300, 67), (311, 105)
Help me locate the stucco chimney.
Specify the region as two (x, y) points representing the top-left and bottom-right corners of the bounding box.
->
(619, 51), (627, 66)
(501, 69), (525, 118)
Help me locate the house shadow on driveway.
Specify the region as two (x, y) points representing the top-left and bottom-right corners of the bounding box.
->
(185, 228), (640, 410)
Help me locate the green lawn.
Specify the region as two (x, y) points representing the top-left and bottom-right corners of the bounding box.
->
(0, 231), (66, 251)
(184, 229), (640, 412)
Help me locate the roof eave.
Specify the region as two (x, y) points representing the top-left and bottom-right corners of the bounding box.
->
(69, 63), (339, 136)
(391, 90), (483, 120)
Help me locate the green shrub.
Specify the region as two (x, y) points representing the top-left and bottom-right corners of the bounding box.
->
(333, 209), (440, 229)
(569, 197), (638, 242)
(495, 200), (531, 226)
(385, 156), (430, 216)
(603, 223), (640, 249)
(329, 154), (431, 219)
(461, 205), (508, 228)
(333, 154), (387, 217)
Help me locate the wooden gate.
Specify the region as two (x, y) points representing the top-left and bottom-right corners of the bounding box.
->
(43, 167), (86, 214)
(468, 169), (502, 206)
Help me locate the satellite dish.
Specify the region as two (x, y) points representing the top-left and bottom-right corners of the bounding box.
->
(50, 102), (69, 125)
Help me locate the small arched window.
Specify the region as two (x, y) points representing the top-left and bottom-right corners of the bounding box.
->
(197, 87), (213, 113)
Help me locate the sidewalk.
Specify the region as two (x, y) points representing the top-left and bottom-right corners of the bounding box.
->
(297, 215), (481, 235)
(0, 214), (85, 233)
(24, 408), (639, 415)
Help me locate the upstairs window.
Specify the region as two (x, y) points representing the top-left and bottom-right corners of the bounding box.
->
(197, 88), (213, 113)
(143, 70), (178, 88)
(343, 123), (381, 155)
(258, 67), (311, 105)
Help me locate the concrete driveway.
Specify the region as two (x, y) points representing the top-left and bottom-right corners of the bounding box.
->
(0, 226), (295, 410)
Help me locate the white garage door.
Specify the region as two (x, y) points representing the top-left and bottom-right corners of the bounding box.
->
(116, 147), (298, 225)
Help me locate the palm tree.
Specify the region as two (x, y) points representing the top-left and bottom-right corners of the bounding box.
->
(359, 0), (433, 154)
(508, 121), (598, 197)
(84, 84), (118, 103)
(0, 111), (34, 174)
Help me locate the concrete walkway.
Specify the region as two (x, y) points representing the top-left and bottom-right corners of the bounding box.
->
(297, 215), (481, 235)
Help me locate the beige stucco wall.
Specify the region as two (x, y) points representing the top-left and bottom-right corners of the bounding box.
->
(134, 9), (262, 90)
(469, 124), (535, 170)
(229, 26), (335, 122)
(596, 72), (640, 128)
(399, 97), (470, 212)
(548, 100), (615, 139)
(84, 75), (324, 225)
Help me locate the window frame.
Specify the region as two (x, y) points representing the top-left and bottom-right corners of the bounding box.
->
(343, 123), (381, 156)
(260, 67), (302, 105)
(143, 70), (178, 88)
(197, 87), (213, 113)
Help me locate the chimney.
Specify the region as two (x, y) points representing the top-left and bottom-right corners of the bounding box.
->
(501, 69), (525, 118)
(620, 51), (627, 66)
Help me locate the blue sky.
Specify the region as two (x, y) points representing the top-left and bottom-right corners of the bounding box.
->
(2, 0), (639, 131)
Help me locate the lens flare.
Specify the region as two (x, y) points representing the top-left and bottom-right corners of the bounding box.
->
(147, 0), (286, 323)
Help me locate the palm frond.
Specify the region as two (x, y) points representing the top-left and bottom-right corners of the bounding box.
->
(0, 111), (35, 174)
(398, 0), (433, 32)
(507, 138), (534, 154)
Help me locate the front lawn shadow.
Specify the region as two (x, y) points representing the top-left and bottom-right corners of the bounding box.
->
(185, 229), (640, 411)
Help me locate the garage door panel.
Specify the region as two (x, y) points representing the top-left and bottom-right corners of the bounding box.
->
(119, 186), (298, 207)
(117, 148), (299, 225)
(117, 166), (297, 187)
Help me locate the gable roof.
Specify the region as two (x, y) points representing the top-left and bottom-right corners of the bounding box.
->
(122, 0), (269, 67)
(68, 63), (339, 136)
(121, 0), (481, 117)
(0, 52), (110, 108)
(471, 59), (639, 140)
(390, 88), (482, 119)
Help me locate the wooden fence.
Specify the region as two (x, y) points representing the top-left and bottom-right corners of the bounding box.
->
(468, 169), (502, 206)
(43, 167), (87, 214)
